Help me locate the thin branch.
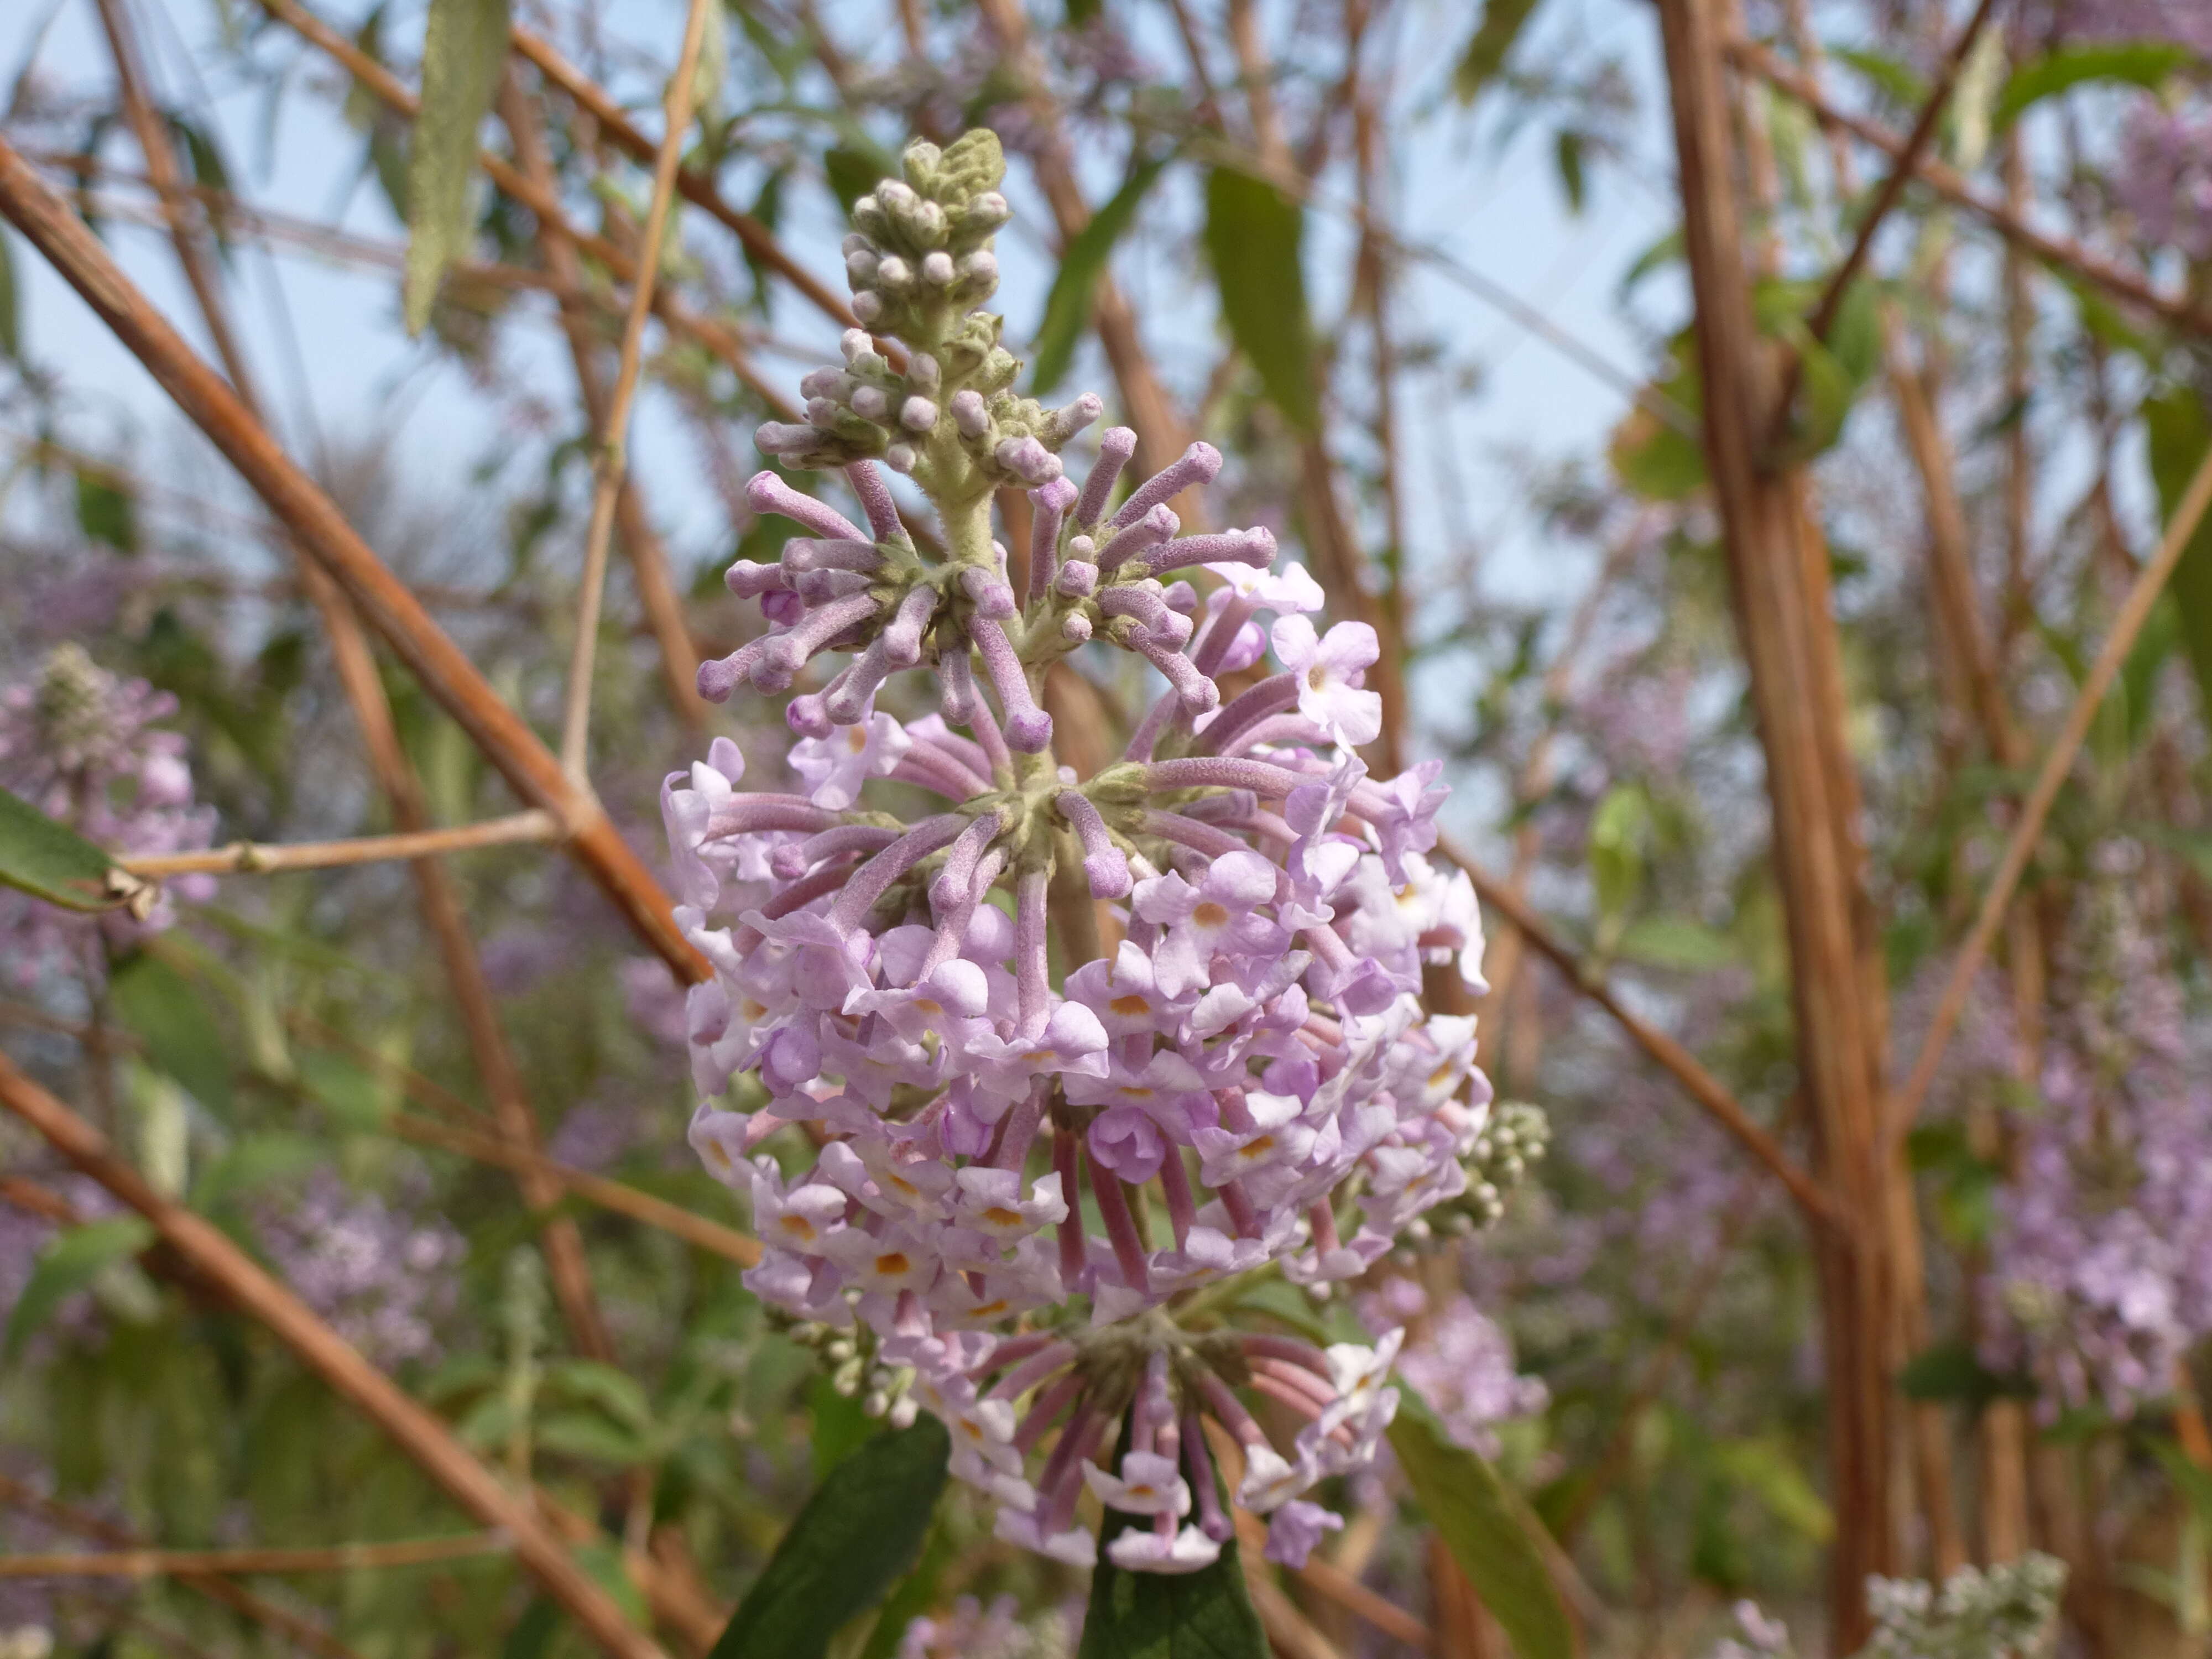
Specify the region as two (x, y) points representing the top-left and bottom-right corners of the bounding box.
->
(505, 25), (860, 337)
(121, 812), (559, 878)
(1432, 835), (1845, 1234)
(1886, 436), (2212, 1147)
(254, 0), (787, 414)
(1158, 126), (1699, 438)
(970, 0), (1200, 497)
(0, 1053), (666, 1659)
(387, 1111), (761, 1267)
(0, 134), (706, 984)
(0, 1475), (364, 1659)
(1557, 1168), (1762, 1542)
(495, 79), (703, 735)
(78, 0), (622, 1364)
(1231, 1513), (1433, 1652)
(557, 0), (714, 780)
(1726, 34), (2212, 341)
(1801, 0), (2003, 348)
(0, 1535), (510, 1578)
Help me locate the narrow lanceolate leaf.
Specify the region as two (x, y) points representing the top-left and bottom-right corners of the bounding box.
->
(1203, 169), (1318, 437)
(1078, 1505), (1267, 1659)
(0, 227), (19, 361)
(402, 0), (511, 335)
(1030, 152), (1170, 396)
(1991, 41), (2195, 134)
(1453, 0), (1542, 102)
(4, 1216), (155, 1359)
(2143, 387), (2212, 724)
(708, 1416), (949, 1659)
(0, 786), (127, 912)
(1389, 1393), (1575, 1659)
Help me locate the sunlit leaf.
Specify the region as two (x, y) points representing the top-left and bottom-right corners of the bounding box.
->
(1833, 45), (1926, 110)
(1031, 151), (1170, 396)
(0, 786), (126, 912)
(4, 1216), (155, 1360)
(1992, 41), (2195, 133)
(1611, 328), (1705, 499)
(1390, 1392), (1573, 1659)
(1616, 915), (1736, 971)
(1203, 168), (1317, 436)
(708, 1416), (948, 1658)
(403, 0), (511, 335)
(1453, 0), (1541, 102)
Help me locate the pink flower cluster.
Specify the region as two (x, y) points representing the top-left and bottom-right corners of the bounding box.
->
(661, 128), (1506, 1574)
(0, 644), (215, 985)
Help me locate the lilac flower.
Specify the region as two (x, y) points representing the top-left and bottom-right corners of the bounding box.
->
(661, 128), (1516, 1573)
(790, 712), (913, 809)
(1979, 879), (2212, 1416)
(1266, 616), (1384, 748)
(896, 1595), (1035, 1659)
(1356, 1281), (1547, 1457)
(0, 645), (216, 986)
(254, 1173), (466, 1369)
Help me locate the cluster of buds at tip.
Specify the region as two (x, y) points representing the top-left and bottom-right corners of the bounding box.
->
(1423, 1099), (1548, 1237)
(779, 1312), (922, 1426)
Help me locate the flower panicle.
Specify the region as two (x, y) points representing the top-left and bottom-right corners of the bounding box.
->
(665, 128), (1539, 1575)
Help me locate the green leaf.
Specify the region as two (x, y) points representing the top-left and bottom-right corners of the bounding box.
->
(75, 467), (137, 552)
(709, 1417), (949, 1659)
(0, 786), (126, 912)
(1079, 1499), (1266, 1659)
(825, 145), (893, 217)
(548, 1359), (655, 1431)
(402, 0), (512, 335)
(2150, 1437), (2212, 1531)
(0, 228), (19, 361)
(191, 1131), (321, 1210)
(4, 1216), (155, 1359)
(1453, 0), (1541, 102)
(296, 1049), (389, 1130)
(856, 1525), (953, 1659)
(1710, 1437), (1833, 1542)
(1616, 916), (1736, 971)
(1389, 1393), (1573, 1659)
(2141, 387), (2212, 724)
(1203, 168), (1317, 436)
(1610, 328), (1705, 500)
(1031, 152), (1170, 396)
(1992, 41), (2195, 133)
(808, 1375), (877, 1478)
(535, 1410), (654, 1465)
(108, 951), (233, 1121)
(1898, 1338), (2034, 1410)
(500, 1596), (561, 1659)
(1833, 45), (1926, 111)
(1552, 128), (1587, 215)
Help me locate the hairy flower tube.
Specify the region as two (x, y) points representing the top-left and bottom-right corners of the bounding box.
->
(666, 129), (1516, 1572)
(0, 644), (215, 985)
